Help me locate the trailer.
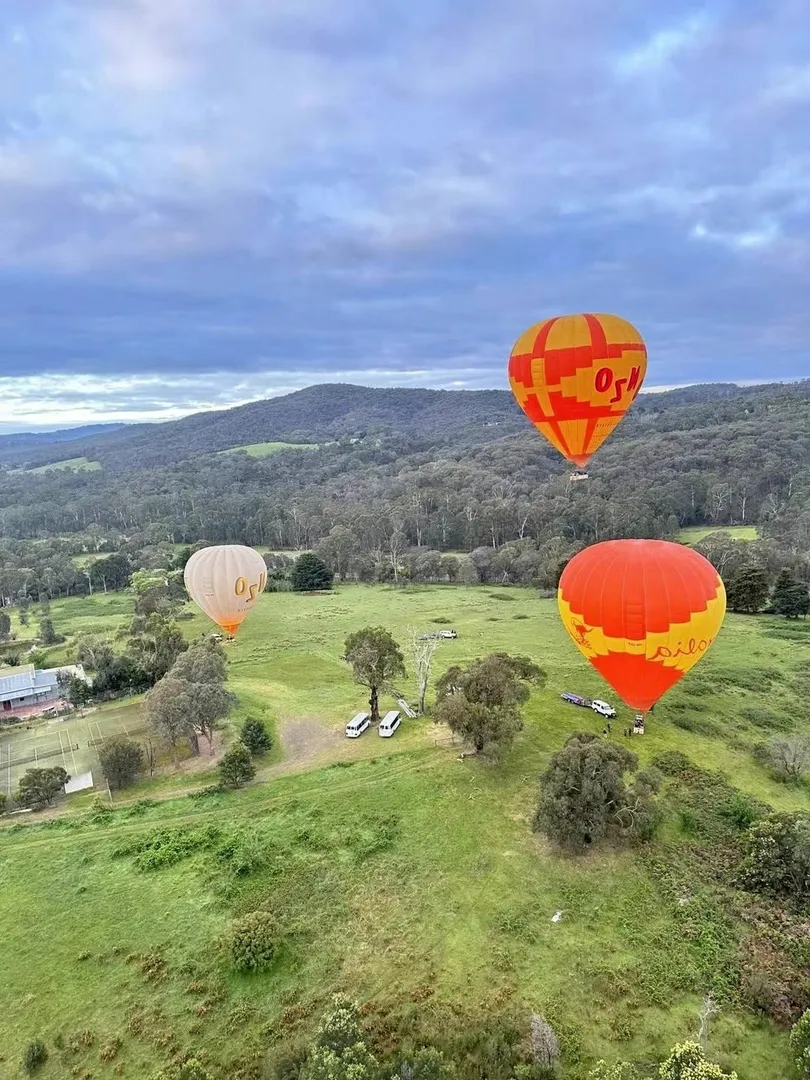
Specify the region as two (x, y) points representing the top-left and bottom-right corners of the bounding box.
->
(560, 691), (591, 708)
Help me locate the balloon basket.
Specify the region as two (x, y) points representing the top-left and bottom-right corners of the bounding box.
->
(570, 470), (589, 482)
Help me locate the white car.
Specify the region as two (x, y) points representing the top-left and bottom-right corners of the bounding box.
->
(438, 629), (457, 639)
(591, 699), (616, 719)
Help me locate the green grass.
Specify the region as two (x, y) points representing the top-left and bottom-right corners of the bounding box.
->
(219, 441), (319, 458)
(22, 456), (102, 474)
(678, 525), (759, 545)
(1, 585), (807, 1079)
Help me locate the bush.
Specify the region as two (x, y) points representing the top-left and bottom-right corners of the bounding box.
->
(791, 1010), (810, 1078)
(240, 718), (273, 756)
(651, 750), (692, 776)
(227, 910), (277, 972)
(0, 791), (6, 815)
(23, 1040), (48, 1073)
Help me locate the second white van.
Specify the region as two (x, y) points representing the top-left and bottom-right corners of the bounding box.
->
(345, 711), (371, 738)
(378, 710), (402, 737)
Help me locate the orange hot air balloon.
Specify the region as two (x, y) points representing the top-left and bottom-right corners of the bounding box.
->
(557, 540), (726, 714)
(508, 313), (647, 471)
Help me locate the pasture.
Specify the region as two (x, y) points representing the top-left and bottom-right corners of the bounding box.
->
(1, 584), (809, 1079)
(678, 525), (759, 545)
(220, 441), (319, 458)
(20, 456), (102, 474)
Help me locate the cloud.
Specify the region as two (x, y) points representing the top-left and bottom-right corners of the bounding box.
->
(0, 0), (808, 424)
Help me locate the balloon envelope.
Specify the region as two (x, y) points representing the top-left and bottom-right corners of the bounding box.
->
(184, 545), (267, 635)
(508, 312), (647, 468)
(557, 540), (726, 712)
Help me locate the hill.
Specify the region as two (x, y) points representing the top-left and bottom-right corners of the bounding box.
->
(0, 422), (125, 453)
(0, 380), (807, 574)
(5, 379), (810, 474)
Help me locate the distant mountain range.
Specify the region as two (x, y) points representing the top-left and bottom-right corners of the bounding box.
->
(2, 380), (809, 473)
(0, 423), (127, 452)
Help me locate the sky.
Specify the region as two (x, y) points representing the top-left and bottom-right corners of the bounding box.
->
(0, 0), (808, 431)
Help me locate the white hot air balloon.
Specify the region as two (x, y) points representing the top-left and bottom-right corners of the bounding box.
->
(184, 545), (267, 637)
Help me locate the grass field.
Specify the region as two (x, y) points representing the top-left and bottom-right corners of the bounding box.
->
(220, 441), (319, 458)
(21, 456), (102, 474)
(678, 525), (759, 545)
(1, 585), (808, 1079)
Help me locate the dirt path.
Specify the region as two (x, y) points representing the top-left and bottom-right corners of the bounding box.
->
(261, 715), (347, 779)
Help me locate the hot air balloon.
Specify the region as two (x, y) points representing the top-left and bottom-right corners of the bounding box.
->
(508, 313), (647, 477)
(184, 544), (267, 638)
(557, 540), (725, 715)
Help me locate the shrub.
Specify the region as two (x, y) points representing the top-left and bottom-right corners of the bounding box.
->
(227, 910), (277, 972)
(0, 791), (7, 815)
(652, 750), (692, 776)
(791, 1010), (810, 1078)
(23, 1040), (48, 1073)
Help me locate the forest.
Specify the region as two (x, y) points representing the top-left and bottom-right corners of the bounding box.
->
(0, 380), (808, 604)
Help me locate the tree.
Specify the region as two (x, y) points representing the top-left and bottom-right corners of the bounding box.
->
(534, 733), (661, 852)
(392, 1047), (456, 1080)
(530, 1014), (560, 1074)
(737, 812), (810, 903)
(790, 1009), (810, 1079)
(771, 570), (810, 618)
(725, 566), (769, 613)
(98, 736), (145, 789)
(146, 673), (233, 760)
(302, 995), (379, 1080)
(64, 675), (93, 709)
(145, 678), (195, 766)
(344, 626), (405, 724)
(434, 653), (545, 760)
(17, 766), (70, 809)
(170, 638), (227, 685)
(291, 552), (334, 592)
(0, 610), (10, 640)
(125, 611), (188, 684)
(76, 633), (116, 672)
(0, 792), (7, 815)
(240, 718), (273, 756)
(219, 743), (255, 789)
(659, 1041), (737, 1079)
(763, 735), (810, 783)
(407, 626), (441, 716)
(38, 617), (61, 645)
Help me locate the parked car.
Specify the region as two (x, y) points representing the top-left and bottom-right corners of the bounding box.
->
(438, 629), (457, 639)
(345, 711), (371, 738)
(378, 710), (401, 737)
(591, 699), (616, 719)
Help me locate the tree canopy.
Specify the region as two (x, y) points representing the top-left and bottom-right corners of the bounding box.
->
(344, 626), (406, 724)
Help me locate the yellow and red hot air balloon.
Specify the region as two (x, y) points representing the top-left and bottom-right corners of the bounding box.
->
(557, 540), (726, 714)
(184, 544), (267, 638)
(508, 313), (647, 472)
